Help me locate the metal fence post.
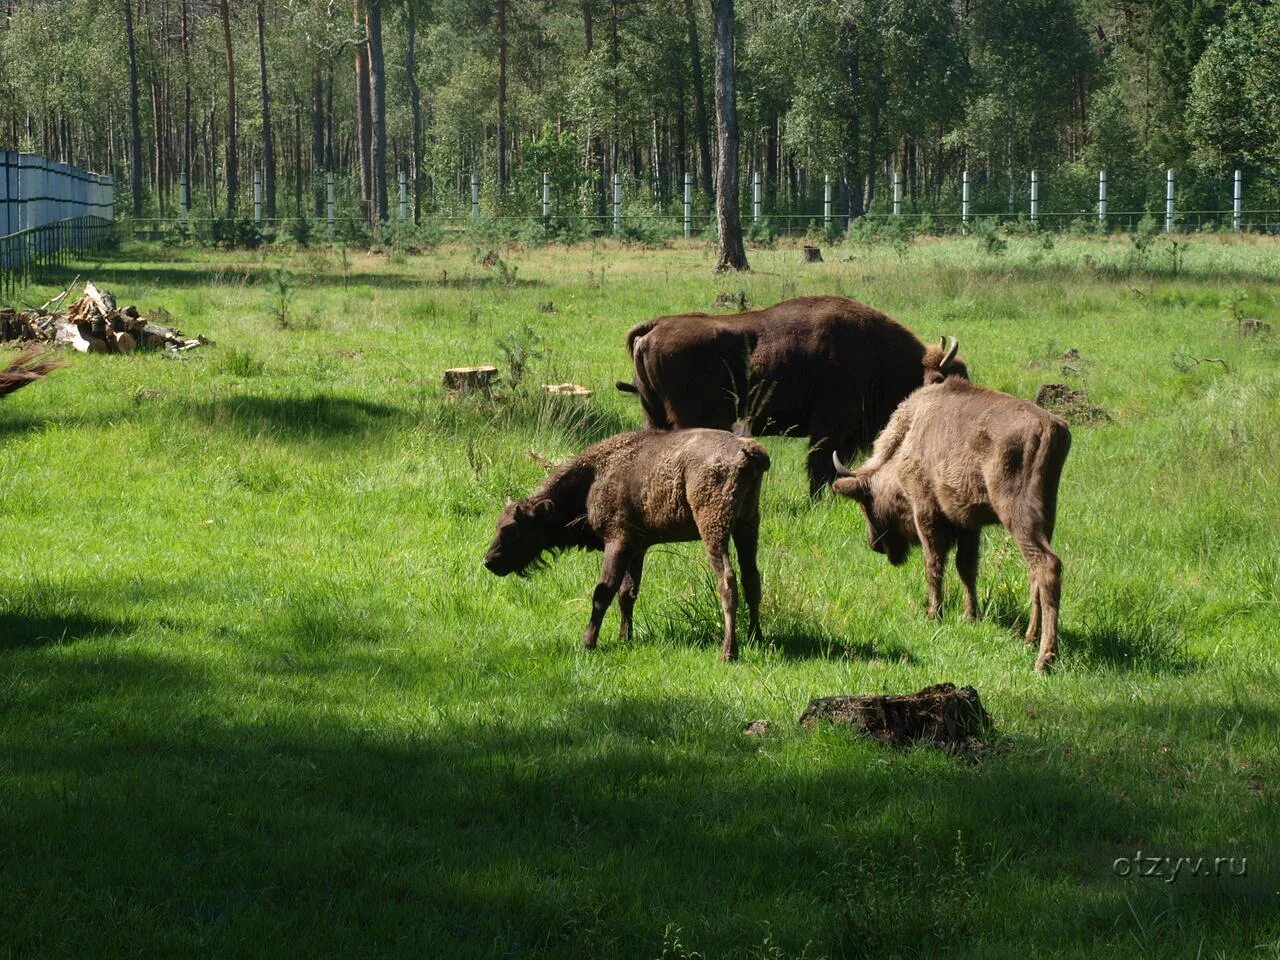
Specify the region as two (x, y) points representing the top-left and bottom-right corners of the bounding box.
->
(399, 169), (408, 221)
(1233, 169), (1242, 232)
(683, 172), (692, 238)
(253, 170), (263, 225)
(823, 175), (832, 229)
(752, 171), (761, 225)
(470, 173), (480, 223)
(1098, 169), (1107, 223)
(179, 172), (189, 228)
(542, 171), (551, 223)
(893, 171), (902, 216)
(1030, 170), (1039, 222)
(1165, 168), (1175, 233)
(612, 173), (622, 234)
(961, 170), (970, 227)
(326, 172), (335, 239)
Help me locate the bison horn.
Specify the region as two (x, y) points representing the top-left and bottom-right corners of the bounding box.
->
(942, 336), (960, 370)
(831, 450), (856, 479)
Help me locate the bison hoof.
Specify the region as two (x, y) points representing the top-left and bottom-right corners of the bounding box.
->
(1034, 654), (1056, 674)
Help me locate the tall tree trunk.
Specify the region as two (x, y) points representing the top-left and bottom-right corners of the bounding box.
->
(181, 0), (192, 208)
(366, 0), (387, 229)
(293, 105), (302, 215)
(123, 0), (144, 217)
(684, 0), (713, 197)
(496, 0), (507, 195)
(218, 0), (237, 218)
(583, 1), (605, 218)
(311, 65), (325, 217)
(354, 0), (372, 220)
(257, 0), (276, 218)
(150, 72), (165, 214)
(405, 0), (422, 223)
(711, 0), (747, 271)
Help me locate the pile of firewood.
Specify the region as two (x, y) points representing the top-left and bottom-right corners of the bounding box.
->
(0, 280), (209, 355)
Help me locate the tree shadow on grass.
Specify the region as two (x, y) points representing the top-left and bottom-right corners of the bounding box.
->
(0, 665), (1272, 958)
(185, 392), (404, 440)
(0, 610), (134, 650)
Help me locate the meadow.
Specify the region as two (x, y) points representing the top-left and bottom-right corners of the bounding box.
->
(0, 231), (1278, 958)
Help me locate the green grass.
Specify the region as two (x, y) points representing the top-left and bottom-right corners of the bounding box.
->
(1, 234), (1278, 958)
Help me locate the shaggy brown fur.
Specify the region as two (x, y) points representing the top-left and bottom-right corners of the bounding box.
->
(833, 378), (1071, 673)
(615, 295), (966, 497)
(483, 429), (770, 660)
(0, 347), (64, 398)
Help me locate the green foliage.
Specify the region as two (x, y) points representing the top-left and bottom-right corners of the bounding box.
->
(494, 322), (544, 388)
(973, 217), (1007, 255)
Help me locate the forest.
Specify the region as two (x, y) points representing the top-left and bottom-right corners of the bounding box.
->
(1, 0), (1279, 229)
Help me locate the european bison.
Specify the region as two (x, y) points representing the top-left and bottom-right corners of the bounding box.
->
(483, 429), (770, 660)
(832, 378), (1071, 672)
(0, 347), (63, 398)
(616, 295), (967, 497)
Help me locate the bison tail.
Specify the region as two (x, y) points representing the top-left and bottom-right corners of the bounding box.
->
(624, 318), (661, 358)
(0, 347), (65, 399)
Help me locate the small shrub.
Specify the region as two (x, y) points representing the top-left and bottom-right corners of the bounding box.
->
(973, 218), (1006, 256)
(268, 269), (296, 329)
(215, 348), (266, 378)
(495, 323), (544, 389)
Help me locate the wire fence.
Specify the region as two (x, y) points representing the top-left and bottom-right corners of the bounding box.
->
(0, 216), (115, 296)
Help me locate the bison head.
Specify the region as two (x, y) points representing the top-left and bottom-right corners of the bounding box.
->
(483, 497), (555, 576)
(922, 336), (967, 384)
(831, 454), (915, 566)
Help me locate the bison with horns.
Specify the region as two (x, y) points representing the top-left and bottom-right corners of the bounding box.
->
(616, 295), (966, 497)
(832, 378), (1071, 673)
(483, 429), (770, 660)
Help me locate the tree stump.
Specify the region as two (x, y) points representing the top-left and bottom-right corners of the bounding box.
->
(798, 683), (991, 749)
(443, 366), (498, 394)
(803, 245), (824, 263)
(541, 382), (592, 397)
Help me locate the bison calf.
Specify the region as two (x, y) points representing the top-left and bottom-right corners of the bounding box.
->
(483, 429), (770, 660)
(833, 379), (1071, 672)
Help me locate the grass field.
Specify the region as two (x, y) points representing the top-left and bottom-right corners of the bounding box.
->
(1, 232), (1278, 958)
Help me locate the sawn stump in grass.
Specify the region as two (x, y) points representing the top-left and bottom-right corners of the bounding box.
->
(798, 683), (991, 750)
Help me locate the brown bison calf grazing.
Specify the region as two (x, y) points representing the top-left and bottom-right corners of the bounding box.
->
(483, 429), (770, 660)
(832, 379), (1071, 672)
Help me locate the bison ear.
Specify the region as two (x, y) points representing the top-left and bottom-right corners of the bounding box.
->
(523, 498), (554, 520)
(832, 475), (871, 502)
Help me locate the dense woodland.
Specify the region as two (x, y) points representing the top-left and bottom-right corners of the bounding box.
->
(2, 0), (1279, 230)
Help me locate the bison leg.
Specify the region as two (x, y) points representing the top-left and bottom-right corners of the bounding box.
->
(1012, 531), (1062, 672)
(956, 531), (981, 621)
(1024, 576), (1042, 648)
(732, 521), (762, 643)
(616, 551), (647, 644)
(582, 543), (631, 651)
(806, 438), (837, 498)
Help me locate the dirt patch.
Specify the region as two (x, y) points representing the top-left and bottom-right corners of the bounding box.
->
(1034, 382), (1111, 424)
(798, 682), (992, 751)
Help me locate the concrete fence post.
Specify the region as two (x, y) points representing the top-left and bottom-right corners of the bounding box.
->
(1165, 168), (1175, 233)
(1030, 170), (1039, 222)
(179, 172), (190, 228)
(470, 173), (480, 223)
(823, 175), (832, 229)
(961, 170), (970, 227)
(683, 172), (692, 239)
(612, 173), (622, 234)
(542, 172), (551, 222)
(752, 171), (762, 225)
(399, 169), (408, 221)
(1233, 170), (1242, 233)
(253, 170), (263, 225)
(326, 172), (335, 239)
(1098, 170), (1107, 223)
(893, 171), (903, 216)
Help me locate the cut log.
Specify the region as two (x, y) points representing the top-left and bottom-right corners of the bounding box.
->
(113, 331), (137, 353)
(541, 382), (592, 397)
(83, 281), (116, 319)
(798, 683), (991, 750)
(443, 365), (498, 394)
(802, 245), (824, 263)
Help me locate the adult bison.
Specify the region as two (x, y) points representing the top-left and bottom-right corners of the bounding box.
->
(483, 428), (769, 661)
(832, 378), (1071, 673)
(616, 295), (967, 497)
